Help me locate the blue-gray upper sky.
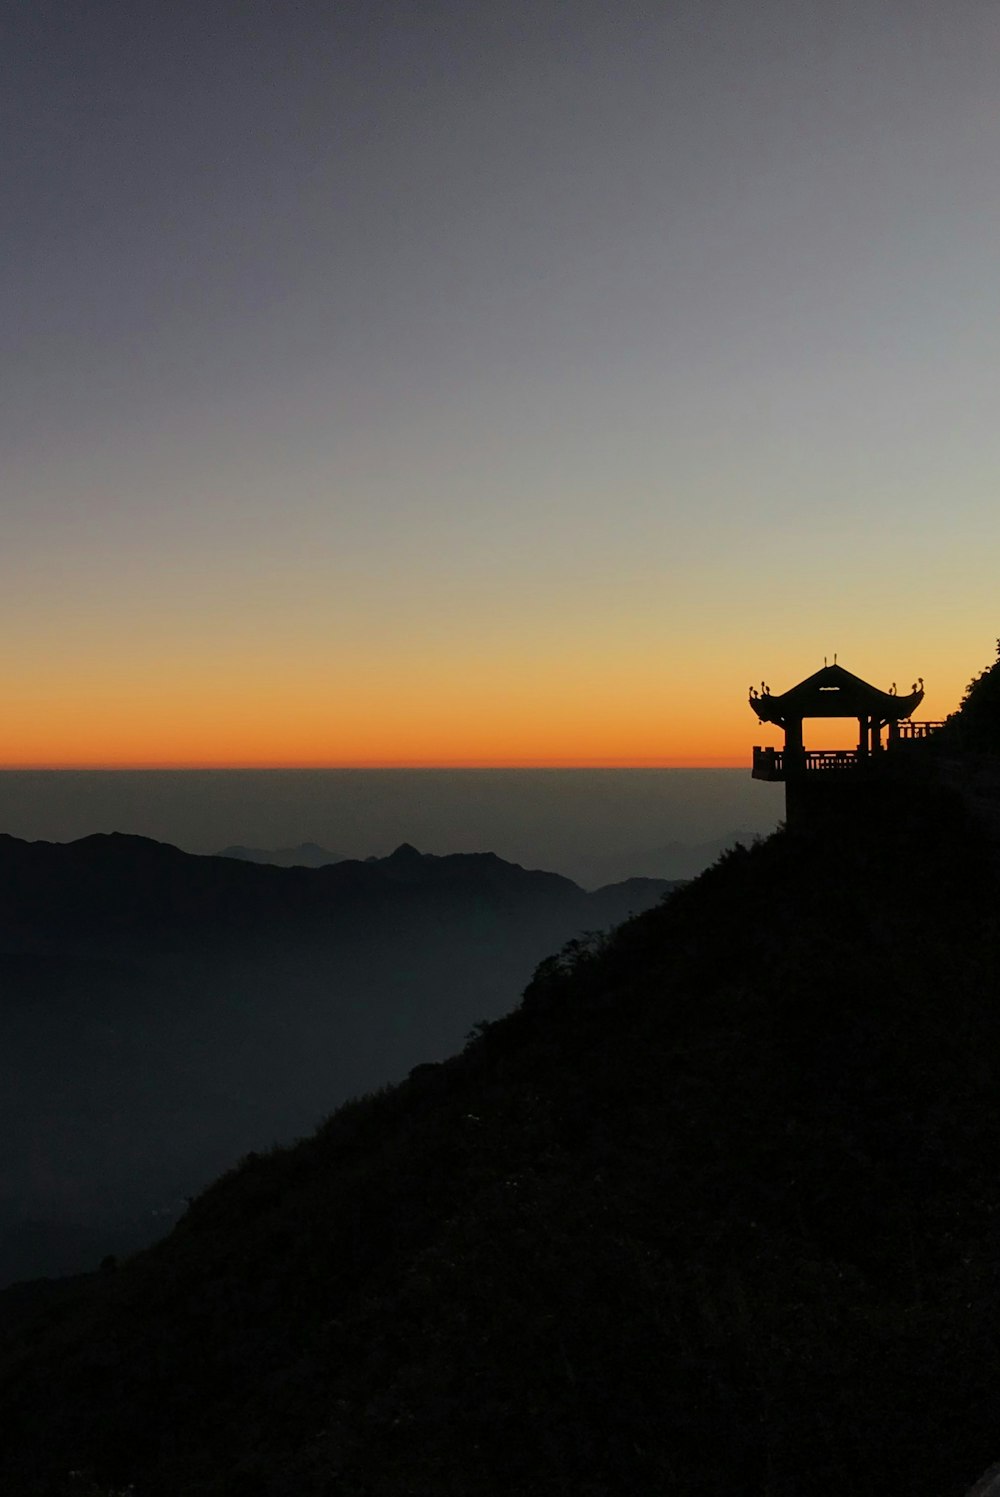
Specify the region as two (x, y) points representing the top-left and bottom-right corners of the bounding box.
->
(3, 0), (998, 765)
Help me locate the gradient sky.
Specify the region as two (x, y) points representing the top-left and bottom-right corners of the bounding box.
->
(4, 0), (998, 767)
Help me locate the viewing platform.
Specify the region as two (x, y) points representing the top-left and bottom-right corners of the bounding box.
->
(753, 724), (946, 782)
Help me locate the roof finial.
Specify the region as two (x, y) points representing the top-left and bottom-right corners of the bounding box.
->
(824, 655), (827, 667)
(833, 652), (838, 664)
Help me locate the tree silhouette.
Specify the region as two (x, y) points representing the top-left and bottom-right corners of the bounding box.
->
(949, 637), (1000, 750)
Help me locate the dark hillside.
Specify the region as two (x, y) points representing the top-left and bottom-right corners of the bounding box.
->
(1, 783), (999, 1495)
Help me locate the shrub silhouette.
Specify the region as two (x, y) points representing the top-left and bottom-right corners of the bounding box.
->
(946, 637), (1000, 750)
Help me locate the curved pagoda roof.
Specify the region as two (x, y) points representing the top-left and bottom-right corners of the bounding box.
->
(749, 664), (923, 725)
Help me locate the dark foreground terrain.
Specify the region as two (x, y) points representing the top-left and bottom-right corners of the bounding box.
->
(0, 790), (999, 1495)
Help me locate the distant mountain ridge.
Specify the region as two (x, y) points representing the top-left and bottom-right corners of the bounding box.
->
(0, 832), (666, 945)
(0, 832), (679, 1285)
(217, 840), (346, 867)
(214, 832), (755, 885)
(574, 828), (758, 885)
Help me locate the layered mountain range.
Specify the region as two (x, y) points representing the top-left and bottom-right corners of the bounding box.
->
(0, 834), (675, 1285)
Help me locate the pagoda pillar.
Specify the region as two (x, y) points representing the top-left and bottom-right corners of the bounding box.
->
(784, 716), (804, 772)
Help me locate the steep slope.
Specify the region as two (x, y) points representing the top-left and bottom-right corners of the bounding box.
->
(0, 789), (998, 1496)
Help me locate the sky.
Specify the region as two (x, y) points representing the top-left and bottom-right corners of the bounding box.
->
(3, 0), (999, 768)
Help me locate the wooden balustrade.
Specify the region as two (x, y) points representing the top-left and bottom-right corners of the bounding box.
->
(752, 722), (947, 781)
(897, 720), (946, 740)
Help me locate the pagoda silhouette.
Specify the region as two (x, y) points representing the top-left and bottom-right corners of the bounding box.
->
(750, 661), (943, 827)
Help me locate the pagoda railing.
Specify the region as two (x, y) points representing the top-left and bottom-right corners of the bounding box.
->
(752, 744), (942, 780)
(753, 723), (947, 782)
(753, 747), (866, 778)
(752, 747), (783, 779)
(802, 750), (862, 770)
(897, 720), (946, 740)
(754, 727), (952, 784)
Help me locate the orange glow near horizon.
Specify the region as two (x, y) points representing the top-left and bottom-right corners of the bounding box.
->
(0, 713), (751, 769)
(0, 721), (753, 771)
(1, 754), (751, 770)
(0, 619), (982, 772)
(0, 650), (972, 771)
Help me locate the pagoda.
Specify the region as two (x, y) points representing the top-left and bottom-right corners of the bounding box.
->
(749, 663), (942, 826)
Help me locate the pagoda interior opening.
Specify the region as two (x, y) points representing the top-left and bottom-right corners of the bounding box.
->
(800, 718), (860, 753)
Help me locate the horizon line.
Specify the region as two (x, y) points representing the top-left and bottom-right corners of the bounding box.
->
(0, 758), (750, 772)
